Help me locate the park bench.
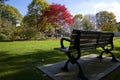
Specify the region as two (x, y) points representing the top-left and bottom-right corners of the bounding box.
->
(54, 29), (118, 80)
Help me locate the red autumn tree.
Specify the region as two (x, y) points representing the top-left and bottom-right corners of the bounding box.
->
(38, 3), (73, 29)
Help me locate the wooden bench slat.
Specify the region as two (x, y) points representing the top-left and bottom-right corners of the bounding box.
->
(80, 44), (97, 48)
(97, 43), (109, 47)
(80, 31), (100, 34)
(80, 36), (99, 39)
(80, 46), (96, 50)
(80, 39), (97, 44)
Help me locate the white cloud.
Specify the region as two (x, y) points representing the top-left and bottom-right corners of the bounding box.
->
(93, 1), (120, 22)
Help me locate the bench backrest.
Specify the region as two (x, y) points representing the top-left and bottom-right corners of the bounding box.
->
(97, 32), (114, 48)
(68, 29), (114, 50)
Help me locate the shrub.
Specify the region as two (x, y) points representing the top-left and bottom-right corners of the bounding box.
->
(24, 28), (37, 40)
(0, 33), (8, 41)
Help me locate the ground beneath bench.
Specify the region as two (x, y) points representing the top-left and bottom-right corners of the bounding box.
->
(37, 54), (120, 80)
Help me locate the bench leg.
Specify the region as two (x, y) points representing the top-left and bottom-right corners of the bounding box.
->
(76, 61), (88, 80)
(61, 60), (69, 71)
(97, 47), (119, 62)
(109, 51), (119, 62)
(61, 52), (72, 71)
(97, 50), (105, 59)
(62, 60), (88, 80)
(62, 52), (88, 79)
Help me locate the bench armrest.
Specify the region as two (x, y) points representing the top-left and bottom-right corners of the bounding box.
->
(60, 37), (71, 49)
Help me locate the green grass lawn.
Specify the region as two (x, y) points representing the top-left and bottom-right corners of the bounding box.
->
(0, 38), (120, 80)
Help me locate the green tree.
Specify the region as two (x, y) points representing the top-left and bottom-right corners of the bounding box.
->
(96, 11), (117, 32)
(72, 14), (83, 30)
(82, 15), (94, 30)
(118, 26), (120, 32)
(0, 4), (22, 25)
(38, 17), (53, 32)
(23, 28), (37, 40)
(117, 22), (120, 32)
(0, 4), (23, 40)
(0, 0), (8, 3)
(0, 18), (18, 40)
(101, 23), (117, 32)
(27, 0), (49, 15)
(74, 14), (83, 19)
(23, 0), (49, 28)
(22, 14), (37, 27)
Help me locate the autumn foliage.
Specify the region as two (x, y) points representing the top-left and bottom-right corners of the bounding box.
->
(38, 3), (73, 28)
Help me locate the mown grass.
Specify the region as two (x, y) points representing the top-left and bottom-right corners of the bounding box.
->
(0, 38), (120, 80)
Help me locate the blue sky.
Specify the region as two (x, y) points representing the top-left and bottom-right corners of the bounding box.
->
(6, 0), (120, 22)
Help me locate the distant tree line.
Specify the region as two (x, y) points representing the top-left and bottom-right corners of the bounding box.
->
(0, 0), (120, 41)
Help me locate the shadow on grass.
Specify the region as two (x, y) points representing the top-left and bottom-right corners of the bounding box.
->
(0, 50), (65, 80)
(0, 47), (119, 80)
(113, 46), (120, 58)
